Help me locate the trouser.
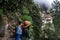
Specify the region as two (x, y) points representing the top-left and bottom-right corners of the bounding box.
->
(24, 29), (30, 39)
(15, 34), (21, 40)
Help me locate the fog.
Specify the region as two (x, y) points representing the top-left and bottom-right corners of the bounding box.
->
(33, 0), (60, 8)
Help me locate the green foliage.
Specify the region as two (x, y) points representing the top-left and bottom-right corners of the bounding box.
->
(42, 23), (56, 40)
(22, 15), (32, 21)
(30, 5), (42, 40)
(0, 9), (3, 15)
(51, 0), (60, 40)
(0, 0), (42, 40)
(52, 0), (60, 31)
(22, 7), (32, 21)
(23, 8), (29, 15)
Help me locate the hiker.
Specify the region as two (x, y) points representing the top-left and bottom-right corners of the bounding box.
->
(22, 21), (31, 40)
(15, 21), (23, 40)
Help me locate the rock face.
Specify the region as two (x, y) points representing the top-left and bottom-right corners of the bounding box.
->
(0, 15), (17, 40)
(0, 15), (14, 40)
(0, 15), (4, 37)
(2, 24), (9, 40)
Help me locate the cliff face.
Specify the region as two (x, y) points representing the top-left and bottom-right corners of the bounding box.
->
(0, 15), (4, 37)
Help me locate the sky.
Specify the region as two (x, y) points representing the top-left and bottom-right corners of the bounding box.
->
(33, 0), (60, 8)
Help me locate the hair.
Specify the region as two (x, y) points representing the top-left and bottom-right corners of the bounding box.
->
(18, 21), (22, 25)
(24, 21), (31, 26)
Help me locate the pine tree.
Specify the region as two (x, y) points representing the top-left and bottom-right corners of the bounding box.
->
(51, 0), (60, 39)
(29, 5), (42, 40)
